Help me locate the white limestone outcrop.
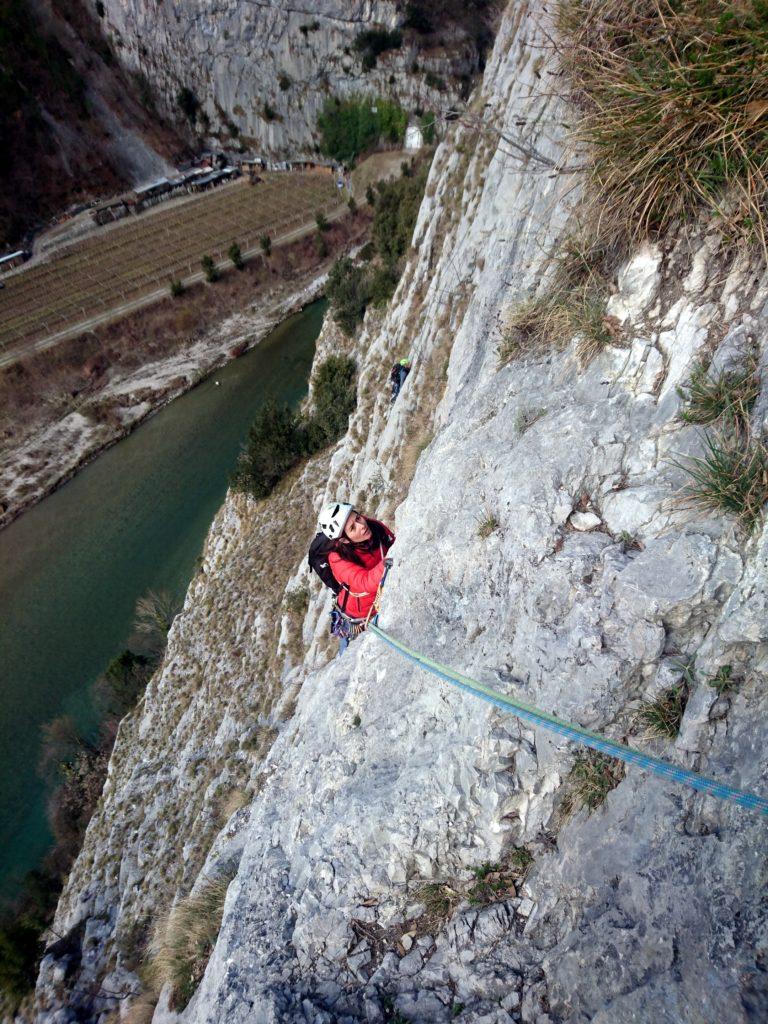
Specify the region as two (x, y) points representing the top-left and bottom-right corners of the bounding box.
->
(32, 3), (768, 1023)
(100, 0), (478, 159)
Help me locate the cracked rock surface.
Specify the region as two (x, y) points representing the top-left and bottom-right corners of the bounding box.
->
(100, 0), (476, 160)
(31, 2), (768, 1023)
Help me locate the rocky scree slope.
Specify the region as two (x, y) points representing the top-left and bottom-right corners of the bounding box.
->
(2, 0), (179, 246)
(35, 2), (768, 1023)
(98, 0), (485, 156)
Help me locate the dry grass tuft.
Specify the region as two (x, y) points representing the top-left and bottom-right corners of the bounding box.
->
(500, 297), (573, 359)
(634, 682), (690, 739)
(220, 788), (250, 822)
(146, 876), (233, 1011)
(412, 848), (533, 924)
(499, 280), (620, 365)
(516, 406), (547, 434)
(674, 356), (766, 529)
(414, 882), (462, 920)
(466, 862), (518, 906)
(120, 994), (158, 1024)
(475, 510), (500, 539)
(677, 358), (760, 425)
(564, 749), (625, 814)
(558, 0), (768, 254)
(673, 427), (768, 529)
(498, 220), (626, 367)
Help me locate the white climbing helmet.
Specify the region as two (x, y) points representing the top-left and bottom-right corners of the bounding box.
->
(318, 501), (354, 540)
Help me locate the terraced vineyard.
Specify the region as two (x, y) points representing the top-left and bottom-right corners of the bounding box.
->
(0, 172), (341, 358)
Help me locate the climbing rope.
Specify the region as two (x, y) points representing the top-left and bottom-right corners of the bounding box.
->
(367, 623), (768, 818)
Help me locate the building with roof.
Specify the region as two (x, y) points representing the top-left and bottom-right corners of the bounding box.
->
(0, 250), (30, 273)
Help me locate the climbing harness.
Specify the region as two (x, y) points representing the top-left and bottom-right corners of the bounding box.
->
(331, 559), (393, 647)
(330, 606), (368, 642)
(367, 623), (768, 817)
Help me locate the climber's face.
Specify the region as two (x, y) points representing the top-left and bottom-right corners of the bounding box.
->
(344, 512), (372, 543)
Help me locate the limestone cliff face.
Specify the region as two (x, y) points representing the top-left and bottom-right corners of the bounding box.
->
(34, 2), (768, 1023)
(100, 0), (480, 158)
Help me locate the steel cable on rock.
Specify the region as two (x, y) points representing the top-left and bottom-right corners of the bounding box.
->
(367, 623), (768, 817)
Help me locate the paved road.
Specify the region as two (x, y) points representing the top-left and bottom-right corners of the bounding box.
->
(0, 203), (347, 370)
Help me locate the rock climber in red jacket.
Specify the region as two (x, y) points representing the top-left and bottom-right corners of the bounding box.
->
(316, 501), (395, 651)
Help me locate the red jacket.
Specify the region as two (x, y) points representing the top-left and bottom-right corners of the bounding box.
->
(328, 519), (394, 619)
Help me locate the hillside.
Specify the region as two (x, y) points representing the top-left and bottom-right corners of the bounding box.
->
(27, 2), (768, 1023)
(0, 0), (181, 248)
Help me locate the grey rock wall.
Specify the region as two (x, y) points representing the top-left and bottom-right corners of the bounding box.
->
(100, 0), (478, 160)
(32, 1), (768, 1022)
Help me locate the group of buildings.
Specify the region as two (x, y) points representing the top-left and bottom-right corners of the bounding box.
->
(89, 155), (337, 226)
(90, 164), (242, 225)
(0, 250), (30, 274)
(0, 152), (344, 273)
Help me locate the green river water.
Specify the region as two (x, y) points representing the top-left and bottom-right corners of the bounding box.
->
(0, 299), (325, 904)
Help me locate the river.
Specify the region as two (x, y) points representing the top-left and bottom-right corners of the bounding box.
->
(0, 299), (325, 904)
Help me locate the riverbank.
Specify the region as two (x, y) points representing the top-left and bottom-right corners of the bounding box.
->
(0, 214), (367, 531)
(0, 300), (325, 977)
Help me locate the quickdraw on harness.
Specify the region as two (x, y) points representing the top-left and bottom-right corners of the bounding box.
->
(329, 608), (368, 641)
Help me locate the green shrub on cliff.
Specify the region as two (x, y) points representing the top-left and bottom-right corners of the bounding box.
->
(177, 86), (199, 123)
(372, 159), (430, 264)
(317, 96), (407, 164)
(326, 257), (373, 335)
(231, 400), (308, 499)
(0, 870), (58, 1003)
(305, 355), (358, 449)
(231, 357), (358, 499)
(353, 28), (403, 69)
(326, 159), (430, 333)
(92, 650), (152, 718)
(0, 915), (40, 1002)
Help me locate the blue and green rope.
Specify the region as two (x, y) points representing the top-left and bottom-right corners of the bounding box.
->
(368, 623), (768, 817)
